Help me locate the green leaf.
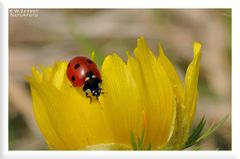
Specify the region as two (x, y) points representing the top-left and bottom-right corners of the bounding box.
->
(197, 114), (229, 142)
(130, 131), (138, 150)
(137, 136), (141, 149)
(185, 114), (228, 149)
(185, 116), (206, 148)
(139, 128), (145, 150)
(130, 129), (148, 150)
(147, 144), (152, 150)
(192, 145), (202, 150)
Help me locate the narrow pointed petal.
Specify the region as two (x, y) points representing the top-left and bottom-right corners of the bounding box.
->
(157, 46), (184, 103)
(184, 42), (202, 125)
(172, 42), (202, 149)
(30, 82), (66, 149)
(101, 54), (143, 146)
(129, 37), (175, 148)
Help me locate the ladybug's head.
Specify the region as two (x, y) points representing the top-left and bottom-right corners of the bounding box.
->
(83, 76), (102, 98)
(92, 89), (101, 97)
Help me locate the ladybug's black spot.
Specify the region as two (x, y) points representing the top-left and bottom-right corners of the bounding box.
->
(67, 63), (70, 68)
(87, 59), (93, 64)
(71, 76), (75, 81)
(74, 63), (80, 70)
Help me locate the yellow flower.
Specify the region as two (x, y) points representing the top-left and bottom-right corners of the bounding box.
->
(28, 37), (201, 150)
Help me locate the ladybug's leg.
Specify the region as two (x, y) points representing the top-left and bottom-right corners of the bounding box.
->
(97, 88), (104, 94)
(86, 92), (92, 103)
(100, 89), (105, 94)
(83, 83), (92, 103)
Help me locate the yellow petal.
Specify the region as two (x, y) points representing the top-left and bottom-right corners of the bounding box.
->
(30, 84), (66, 149)
(172, 42), (202, 149)
(184, 42), (201, 125)
(29, 62), (113, 149)
(157, 45), (185, 150)
(157, 45), (184, 103)
(131, 37), (175, 148)
(101, 37), (176, 149)
(101, 54), (143, 146)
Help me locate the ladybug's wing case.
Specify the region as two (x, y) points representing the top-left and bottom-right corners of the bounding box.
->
(66, 56), (101, 87)
(66, 56), (89, 86)
(83, 57), (102, 80)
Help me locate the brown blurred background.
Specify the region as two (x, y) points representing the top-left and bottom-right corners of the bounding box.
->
(9, 9), (231, 150)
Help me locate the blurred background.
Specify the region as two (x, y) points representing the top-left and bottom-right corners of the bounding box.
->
(9, 9), (231, 150)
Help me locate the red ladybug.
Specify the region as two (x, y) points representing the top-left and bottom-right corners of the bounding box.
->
(66, 56), (102, 102)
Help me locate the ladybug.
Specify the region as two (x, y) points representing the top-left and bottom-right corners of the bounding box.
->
(66, 56), (102, 102)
